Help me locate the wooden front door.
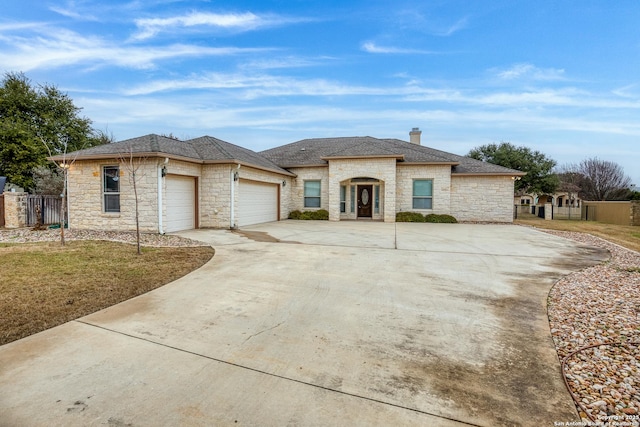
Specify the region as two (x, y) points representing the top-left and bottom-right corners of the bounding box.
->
(357, 185), (373, 218)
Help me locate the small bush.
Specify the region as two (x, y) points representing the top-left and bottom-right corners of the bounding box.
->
(288, 210), (303, 220)
(425, 214), (458, 223)
(288, 209), (329, 220)
(396, 212), (426, 222)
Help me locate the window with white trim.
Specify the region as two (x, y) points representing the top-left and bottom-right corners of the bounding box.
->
(103, 166), (120, 213)
(412, 179), (433, 209)
(304, 180), (321, 208)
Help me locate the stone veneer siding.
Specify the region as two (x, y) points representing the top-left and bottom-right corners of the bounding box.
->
(287, 167), (330, 214)
(327, 158), (397, 222)
(68, 158), (292, 231)
(3, 192), (28, 228)
(396, 164), (452, 215)
(68, 159), (162, 232)
(450, 175), (515, 222)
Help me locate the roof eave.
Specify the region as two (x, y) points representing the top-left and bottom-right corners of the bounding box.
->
(452, 172), (527, 177)
(320, 154), (405, 161)
(203, 159), (296, 177)
(400, 161), (460, 166)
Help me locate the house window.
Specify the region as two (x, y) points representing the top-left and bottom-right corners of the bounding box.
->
(304, 180), (321, 208)
(340, 185), (346, 213)
(103, 166), (120, 213)
(412, 179), (433, 210)
(350, 186), (355, 213)
(374, 185), (380, 214)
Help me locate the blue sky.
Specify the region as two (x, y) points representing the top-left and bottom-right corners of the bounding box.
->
(2, 0), (639, 185)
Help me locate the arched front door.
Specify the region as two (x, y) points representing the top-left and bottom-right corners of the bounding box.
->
(357, 185), (372, 218)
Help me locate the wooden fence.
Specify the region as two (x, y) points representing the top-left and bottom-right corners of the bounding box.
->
(26, 195), (63, 226)
(581, 201), (640, 226)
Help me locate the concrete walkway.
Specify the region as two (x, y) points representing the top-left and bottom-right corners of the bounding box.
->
(0, 221), (607, 426)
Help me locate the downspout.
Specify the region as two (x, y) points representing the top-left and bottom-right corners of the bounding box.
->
(230, 164), (240, 229)
(158, 164), (164, 234)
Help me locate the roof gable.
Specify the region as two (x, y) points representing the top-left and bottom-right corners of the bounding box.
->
(59, 134), (292, 176)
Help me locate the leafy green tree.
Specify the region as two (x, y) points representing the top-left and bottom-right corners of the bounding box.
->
(467, 142), (559, 194)
(0, 72), (106, 190)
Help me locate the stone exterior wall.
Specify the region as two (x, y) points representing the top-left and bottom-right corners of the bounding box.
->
(396, 164), (452, 215)
(3, 192), (28, 228)
(287, 167), (330, 214)
(200, 164), (232, 228)
(632, 201), (640, 226)
(67, 159), (161, 232)
(68, 158), (292, 231)
(327, 158), (397, 222)
(450, 175), (516, 222)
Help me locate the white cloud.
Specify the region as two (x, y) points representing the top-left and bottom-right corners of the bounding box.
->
(49, 5), (98, 21)
(132, 11), (306, 41)
(495, 63), (566, 81)
(0, 28), (272, 71)
(124, 72), (391, 97)
(361, 42), (436, 55)
(436, 17), (468, 37)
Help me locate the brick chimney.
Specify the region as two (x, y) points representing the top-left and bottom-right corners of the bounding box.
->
(409, 127), (422, 145)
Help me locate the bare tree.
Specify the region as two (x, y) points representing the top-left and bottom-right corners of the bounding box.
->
(556, 164), (583, 219)
(578, 158), (632, 201)
(41, 135), (81, 246)
(116, 147), (147, 255)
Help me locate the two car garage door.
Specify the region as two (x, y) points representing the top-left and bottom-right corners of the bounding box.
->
(164, 176), (279, 232)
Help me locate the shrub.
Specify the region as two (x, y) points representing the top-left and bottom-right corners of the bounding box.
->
(425, 214), (458, 223)
(288, 209), (329, 220)
(396, 212), (426, 222)
(288, 210), (303, 220)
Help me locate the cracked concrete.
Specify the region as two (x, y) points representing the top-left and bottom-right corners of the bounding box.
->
(0, 221), (607, 426)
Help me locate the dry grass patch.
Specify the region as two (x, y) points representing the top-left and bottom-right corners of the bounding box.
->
(515, 215), (640, 253)
(0, 240), (214, 345)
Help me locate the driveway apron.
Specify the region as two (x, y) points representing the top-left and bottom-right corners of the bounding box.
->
(0, 222), (607, 426)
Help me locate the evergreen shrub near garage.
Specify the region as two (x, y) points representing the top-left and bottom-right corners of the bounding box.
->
(288, 209), (329, 220)
(396, 212), (458, 223)
(395, 212), (426, 222)
(424, 214), (458, 223)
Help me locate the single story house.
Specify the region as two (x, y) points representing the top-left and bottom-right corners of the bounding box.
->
(52, 128), (524, 232)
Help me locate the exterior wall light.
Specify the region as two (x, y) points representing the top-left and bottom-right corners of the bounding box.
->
(233, 171), (239, 181)
(161, 166), (167, 177)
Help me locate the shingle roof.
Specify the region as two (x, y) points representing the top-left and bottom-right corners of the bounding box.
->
(62, 134), (292, 176)
(259, 136), (522, 175)
(260, 137), (458, 167)
(62, 133), (523, 177)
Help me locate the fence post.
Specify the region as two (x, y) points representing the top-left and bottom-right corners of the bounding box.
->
(544, 203), (553, 221)
(3, 192), (28, 228)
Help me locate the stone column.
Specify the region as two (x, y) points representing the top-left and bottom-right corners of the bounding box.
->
(544, 203), (553, 221)
(4, 192), (28, 228)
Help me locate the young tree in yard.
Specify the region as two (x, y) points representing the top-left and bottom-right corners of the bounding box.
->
(0, 72), (106, 190)
(467, 142), (559, 194)
(577, 157), (632, 201)
(117, 148), (147, 255)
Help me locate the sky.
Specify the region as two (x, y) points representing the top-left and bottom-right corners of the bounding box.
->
(1, 0), (639, 185)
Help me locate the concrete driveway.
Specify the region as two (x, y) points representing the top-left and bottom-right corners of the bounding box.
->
(0, 221), (607, 426)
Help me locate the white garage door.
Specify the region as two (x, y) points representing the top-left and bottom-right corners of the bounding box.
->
(165, 175), (196, 232)
(238, 180), (278, 227)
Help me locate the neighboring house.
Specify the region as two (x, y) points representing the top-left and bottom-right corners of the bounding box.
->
(52, 129), (524, 233)
(515, 192), (582, 209)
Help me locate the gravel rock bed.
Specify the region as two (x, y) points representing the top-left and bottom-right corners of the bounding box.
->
(0, 228), (209, 247)
(546, 230), (640, 424)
